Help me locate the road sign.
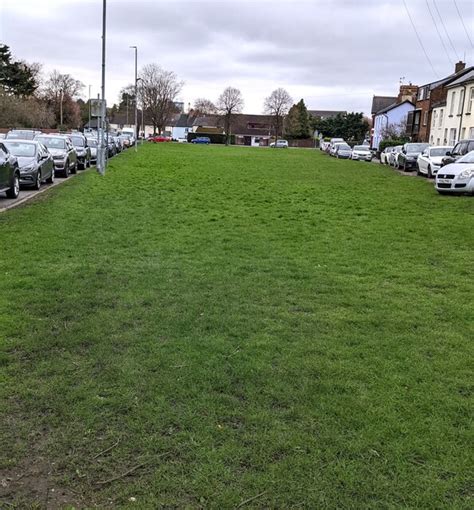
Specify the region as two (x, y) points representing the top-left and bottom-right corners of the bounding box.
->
(90, 99), (106, 118)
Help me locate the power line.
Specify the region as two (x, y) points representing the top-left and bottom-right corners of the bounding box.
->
(402, 0), (438, 77)
(426, 0), (453, 66)
(433, 0), (460, 60)
(453, 0), (474, 48)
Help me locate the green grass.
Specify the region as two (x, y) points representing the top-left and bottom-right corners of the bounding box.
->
(1, 144), (473, 509)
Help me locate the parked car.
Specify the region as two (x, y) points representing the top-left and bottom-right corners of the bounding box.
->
(351, 145), (372, 161)
(87, 138), (98, 164)
(6, 129), (42, 141)
(435, 150), (474, 195)
(119, 134), (132, 147)
(69, 133), (91, 169)
(34, 134), (77, 177)
(389, 145), (403, 167)
(0, 142), (20, 198)
(176, 137), (188, 143)
(416, 146), (453, 178)
(270, 139), (289, 148)
(192, 137), (211, 145)
(0, 134), (6, 140)
(113, 136), (123, 152)
(441, 139), (474, 167)
(395, 143), (429, 171)
(379, 147), (393, 165)
(107, 137), (117, 158)
(150, 135), (171, 143)
(3, 140), (54, 189)
(334, 143), (352, 159)
(329, 142), (346, 156)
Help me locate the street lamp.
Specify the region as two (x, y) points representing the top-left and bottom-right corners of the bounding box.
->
(130, 45), (138, 152)
(97, 0), (107, 175)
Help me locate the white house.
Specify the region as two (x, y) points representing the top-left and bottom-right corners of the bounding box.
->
(372, 100), (415, 150)
(437, 69), (474, 145)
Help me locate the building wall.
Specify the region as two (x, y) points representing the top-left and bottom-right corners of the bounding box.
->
(172, 126), (190, 140)
(440, 82), (474, 144)
(428, 106), (448, 145)
(372, 102), (414, 149)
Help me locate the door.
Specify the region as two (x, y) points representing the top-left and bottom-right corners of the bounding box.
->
(0, 143), (9, 189)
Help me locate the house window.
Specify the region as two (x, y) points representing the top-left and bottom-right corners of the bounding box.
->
(461, 127), (466, 139)
(432, 111), (437, 127)
(449, 128), (457, 145)
(470, 127), (474, 138)
(430, 134), (434, 143)
(436, 138), (440, 145)
(449, 91), (456, 115)
(439, 109), (444, 126)
(466, 87), (474, 114)
(443, 128), (448, 143)
(458, 89), (465, 114)
(423, 111), (428, 126)
(427, 89), (431, 99)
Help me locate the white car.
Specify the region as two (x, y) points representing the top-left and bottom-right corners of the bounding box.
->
(177, 138), (188, 143)
(330, 141), (347, 157)
(435, 150), (474, 195)
(417, 146), (453, 178)
(380, 147), (393, 165)
(270, 139), (288, 148)
(351, 145), (372, 161)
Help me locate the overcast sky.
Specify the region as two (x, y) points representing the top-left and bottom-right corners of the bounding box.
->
(1, 0), (473, 115)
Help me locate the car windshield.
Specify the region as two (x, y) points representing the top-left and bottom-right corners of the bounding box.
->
(354, 146), (368, 151)
(71, 137), (85, 147)
(4, 142), (36, 157)
(430, 148), (452, 157)
(7, 131), (35, 140)
(394, 146), (402, 152)
(87, 139), (98, 147)
(338, 145), (351, 150)
(406, 143), (428, 153)
(36, 137), (66, 149)
(457, 150), (474, 164)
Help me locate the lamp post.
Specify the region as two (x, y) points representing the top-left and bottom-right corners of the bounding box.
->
(59, 88), (64, 127)
(88, 85), (91, 129)
(130, 45), (138, 152)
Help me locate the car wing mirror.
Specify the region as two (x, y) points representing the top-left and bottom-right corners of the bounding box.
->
(445, 151), (451, 156)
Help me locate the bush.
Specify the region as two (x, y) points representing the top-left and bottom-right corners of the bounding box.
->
(378, 138), (407, 153)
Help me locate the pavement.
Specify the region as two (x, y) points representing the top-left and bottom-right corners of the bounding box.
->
(0, 168), (93, 213)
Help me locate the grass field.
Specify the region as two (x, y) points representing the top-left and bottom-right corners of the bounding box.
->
(1, 144), (473, 509)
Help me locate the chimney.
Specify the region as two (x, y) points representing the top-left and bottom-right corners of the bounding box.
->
(398, 84), (418, 103)
(455, 61), (466, 74)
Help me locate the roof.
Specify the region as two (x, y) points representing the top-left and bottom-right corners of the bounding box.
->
(308, 110), (347, 119)
(371, 96), (397, 115)
(446, 68), (474, 88)
(231, 114), (274, 136)
(175, 113), (193, 128)
(421, 65), (474, 90)
(374, 99), (415, 115)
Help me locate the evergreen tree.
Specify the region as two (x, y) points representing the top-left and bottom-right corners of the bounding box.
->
(285, 99), (311, 139)
(0, 44), (38, 96)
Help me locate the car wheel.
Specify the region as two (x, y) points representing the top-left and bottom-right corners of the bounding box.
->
(6, 173), (20, 199)
(33, 170), (41, 190)
(63, 161), (70, 178)
(402, 162), (407, 171)
(427, 165), (433, 179)
(71, 161), (77, 174)
(47, 168), (55, 184)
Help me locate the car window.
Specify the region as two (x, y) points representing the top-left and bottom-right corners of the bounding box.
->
(467, 142), (474, 153)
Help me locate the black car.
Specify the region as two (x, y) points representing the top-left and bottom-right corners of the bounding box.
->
(396, 143), (429, 171)
(34, 135), (78, 177)
(69, 133), (91, 169)
(3, 140), (54, 189)
(0, 142), (20, 199)
(5, 129), (42, 141)
(441, 139), (474, 167)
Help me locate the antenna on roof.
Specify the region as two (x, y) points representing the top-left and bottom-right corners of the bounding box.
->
(399, 76), (406, 85)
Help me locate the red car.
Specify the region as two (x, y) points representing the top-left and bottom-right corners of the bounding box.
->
(149, 135), (171, 143)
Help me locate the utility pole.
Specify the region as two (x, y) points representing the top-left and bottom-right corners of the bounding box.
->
(130, 45), (138, 152)
(98, 0), (107, 175)
(59, 88), (64, 127)
(88, 85), (91, 129)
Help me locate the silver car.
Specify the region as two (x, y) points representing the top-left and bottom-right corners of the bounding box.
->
(34, 135), (78, 177)
(335, 143), (352, 159)
(351, 145), (372, 161)
(435, 150), (474, 195)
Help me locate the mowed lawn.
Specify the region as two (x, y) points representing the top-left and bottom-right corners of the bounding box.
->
(0, 144), (473, 509)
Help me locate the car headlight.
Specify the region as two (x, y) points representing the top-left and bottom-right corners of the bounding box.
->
(21, 163), (36, 172)
(459, 169), (474, 179)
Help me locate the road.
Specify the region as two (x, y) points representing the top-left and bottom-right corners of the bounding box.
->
(0, 169), (91, 213)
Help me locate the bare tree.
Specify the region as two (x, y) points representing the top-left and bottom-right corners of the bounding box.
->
(193, 98), (217, 116)
(264, 88), (293, 141)
(139, 63), (183, 134)
(216, 87), (244, 145)
(380, 117), (408, 139)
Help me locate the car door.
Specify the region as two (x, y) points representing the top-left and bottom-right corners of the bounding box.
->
(0, 143), (10, 189)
